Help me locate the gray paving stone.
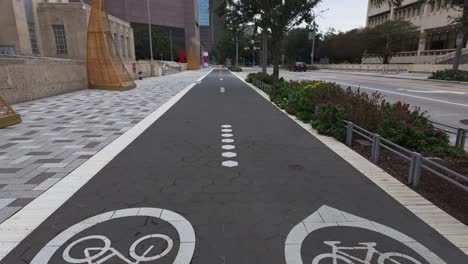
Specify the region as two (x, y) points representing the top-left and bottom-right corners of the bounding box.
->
(8, 198), (34, 207)
(26, 152), (52, 156)
(1, 184), (36, 191)
(26, 172), (56, 184)
(0, 168), (21, 173)
(0, 206), (21, 222)
(34, 159), (63, 163)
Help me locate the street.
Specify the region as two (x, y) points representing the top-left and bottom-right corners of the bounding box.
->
(1, 69), (466, 263)
(240, 68), (468, 131)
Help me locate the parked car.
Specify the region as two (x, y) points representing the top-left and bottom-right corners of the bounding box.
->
(290, 62), (307, 72)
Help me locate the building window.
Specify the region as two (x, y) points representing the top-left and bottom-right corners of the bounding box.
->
(127, 36), (131, 58)
(114, 33), (119, 54)
(53, 25), (68, 55)
(28, 23), (39, 55)
(198, 0), (210, 26)
(0, 46), (16, 55)
(121, 35), (125, 58)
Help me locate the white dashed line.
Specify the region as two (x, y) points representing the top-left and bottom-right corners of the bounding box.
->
(220, 125), (238, 167)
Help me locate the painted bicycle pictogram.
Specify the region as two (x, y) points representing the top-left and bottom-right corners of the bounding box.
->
(63, 234), (173, 264)
(312, 241), (422, 264)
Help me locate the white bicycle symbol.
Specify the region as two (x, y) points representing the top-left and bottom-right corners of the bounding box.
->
(312, 241), (422, 264)
(62, 234), (173, 264)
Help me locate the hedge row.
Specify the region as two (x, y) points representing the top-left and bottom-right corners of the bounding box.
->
(430, 69), (468, 82)
(247, 72), (465, 158)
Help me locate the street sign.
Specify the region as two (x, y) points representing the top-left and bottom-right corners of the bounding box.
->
(308, 31), (315, 40)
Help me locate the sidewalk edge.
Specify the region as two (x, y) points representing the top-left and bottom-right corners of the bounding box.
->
(0, 68), (214, 260)
(232, 71), (468, 255)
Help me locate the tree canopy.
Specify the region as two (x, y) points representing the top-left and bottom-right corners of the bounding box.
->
(221, 0), (321, 81)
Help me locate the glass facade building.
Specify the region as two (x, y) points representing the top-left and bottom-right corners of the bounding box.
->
(199, 0), (210, 26)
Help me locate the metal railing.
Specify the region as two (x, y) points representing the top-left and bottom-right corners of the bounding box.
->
(252, 79), (273, 94)
(431, 121), (467, 150)
(345, 121), (468, 192)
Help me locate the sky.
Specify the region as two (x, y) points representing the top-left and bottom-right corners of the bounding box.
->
(314, 0), (368, 33)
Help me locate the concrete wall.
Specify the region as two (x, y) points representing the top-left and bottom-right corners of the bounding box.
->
(0, 57), (186, 104)
(0, 57), (87, 104)
(316, 63), (468, 73)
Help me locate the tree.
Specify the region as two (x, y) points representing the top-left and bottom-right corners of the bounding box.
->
(284, 28), (312, 63)
(320, 28), (367, 64)
(365, 20), (418, 64)
(218, 3), (248, 67)
(221, 0), (321, 82)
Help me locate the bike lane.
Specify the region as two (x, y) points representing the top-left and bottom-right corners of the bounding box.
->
(1, 69), (467, 263)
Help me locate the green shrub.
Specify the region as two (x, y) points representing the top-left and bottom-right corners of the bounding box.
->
(311, 104), (347, 142)
(429, 69), (468, 82)
(228, 66), (242, 72)
(265, 78), (465, 159)
(308, 65), (320, 71)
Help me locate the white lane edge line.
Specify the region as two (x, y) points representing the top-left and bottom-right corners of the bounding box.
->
(231, 71), (468, 254)
(0, 68), (214, 260)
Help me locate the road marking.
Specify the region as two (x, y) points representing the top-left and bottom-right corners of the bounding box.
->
(285, 205), (446, 264)
(32, 208), (195, 264)
(0, 69), (215, 261)
(220, 124), (238, 168)
(332, 81), (468, 108)
(397, 88), (466, 95)
(220, 87), (225, 93)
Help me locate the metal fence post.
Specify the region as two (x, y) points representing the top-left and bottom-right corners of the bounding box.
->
(346, 122), (354, 147)
(408, 152), (422, 186)
(371, 134), (381, 163)
(412, 153), (423, 187)
(461, 129), (467, 149)
(456, 128), (466, 149)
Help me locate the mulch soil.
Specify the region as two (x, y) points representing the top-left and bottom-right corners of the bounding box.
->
(351, 137), (468, 225)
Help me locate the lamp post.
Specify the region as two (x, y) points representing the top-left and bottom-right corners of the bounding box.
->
(170, 30), (173, 61)
(147, 0), (153, 60)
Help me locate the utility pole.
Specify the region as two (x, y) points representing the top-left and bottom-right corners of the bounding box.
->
(309, 29), (316, 64)
(262, 29), (268, 74)
(147, 0), (153, 60)
(235, 35), (239, 67)
(169, 30), (173, 61)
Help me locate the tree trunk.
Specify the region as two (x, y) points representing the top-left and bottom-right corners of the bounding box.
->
(453, 32), (467, 71)
(271, 35), (281, 83)
(235, 36), (239, 67)
(262, 30), (268, 74)
(453, 0), (468, 71)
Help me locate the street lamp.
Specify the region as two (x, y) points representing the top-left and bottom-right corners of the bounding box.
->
(147, 0), (154, 60)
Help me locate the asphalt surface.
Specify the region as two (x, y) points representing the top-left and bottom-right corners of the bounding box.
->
(241, 68), (468, 132)
(3, 69), (467, 263)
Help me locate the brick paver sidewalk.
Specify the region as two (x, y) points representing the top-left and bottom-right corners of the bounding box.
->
(0, 69), (208, 223)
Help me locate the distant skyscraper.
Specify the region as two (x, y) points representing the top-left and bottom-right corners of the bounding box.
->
(199, 0), (224, 56)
